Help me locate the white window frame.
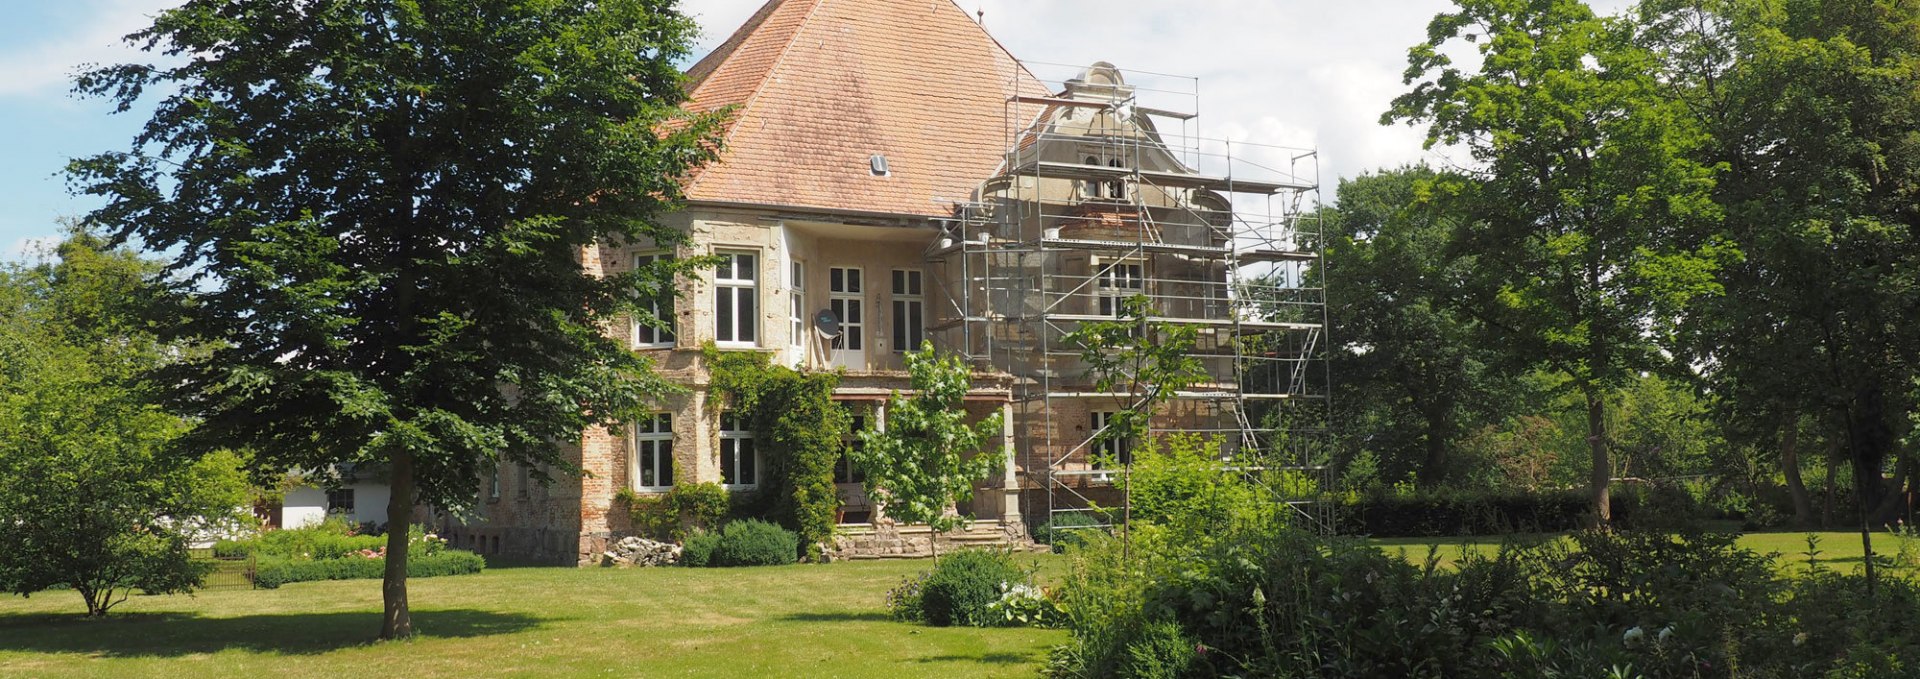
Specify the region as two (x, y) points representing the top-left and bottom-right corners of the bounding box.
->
(836, 413), (868, 485)
(790, 261), (805, 349)
(631, 252), (676, 349)
(1095, 258), (1145, 317)
(713, 250), (758, 347)
(719, 412), (758, 489)
(631, 413), (674, 491)
(891, 269), (925, 353)
(1091, 411), (1135, 468)
(829, 267), (864, 366)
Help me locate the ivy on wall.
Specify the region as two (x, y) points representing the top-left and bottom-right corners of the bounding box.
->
(703, 345), (848, 559)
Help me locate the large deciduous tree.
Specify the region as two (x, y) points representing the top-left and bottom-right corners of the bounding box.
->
(1388, 0), (1728, 523)
(1639, 0), (1920, 578)
(68, 0), (720, 638)
(0, 234), (251, 617)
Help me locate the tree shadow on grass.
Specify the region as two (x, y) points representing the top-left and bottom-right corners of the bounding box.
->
(776, 611), (893, 623)
(917, 650), (1043, 665)
(0, 608), (542, 658)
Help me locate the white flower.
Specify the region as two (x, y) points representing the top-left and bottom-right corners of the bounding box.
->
(1793, 632), (1809, 646)
(1623, 626), (1646, 647)
(1657, 626), (1674, 643)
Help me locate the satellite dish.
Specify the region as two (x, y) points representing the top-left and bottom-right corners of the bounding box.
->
(813, 309), (842, 339)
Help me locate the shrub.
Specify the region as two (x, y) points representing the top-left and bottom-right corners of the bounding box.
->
(885, 572), (929, 622)
(1033, 512), (1107, 554)
(620, 481), (734, 542)
(680, 531), (719, 568)
(919, 548), (1026, 627)
(1122, 621), (1199, 679)
(212, 539), (255, 559)
(251, 550), (484, 589)
(708, 519), (798, 567)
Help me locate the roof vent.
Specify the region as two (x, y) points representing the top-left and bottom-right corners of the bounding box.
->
(869, 154), (890, 177)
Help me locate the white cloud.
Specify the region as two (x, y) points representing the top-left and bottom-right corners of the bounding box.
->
(6, 235), (62, 263)
(0, 0), (179, 99)
(684, 0), (1638, 185)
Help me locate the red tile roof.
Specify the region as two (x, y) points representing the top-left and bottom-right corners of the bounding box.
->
(683, 0), (1051, 218)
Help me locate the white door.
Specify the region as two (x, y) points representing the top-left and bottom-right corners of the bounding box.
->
(830, 267), (865, 369)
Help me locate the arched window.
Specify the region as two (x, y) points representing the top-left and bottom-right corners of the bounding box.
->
(1105, 158), (1126, 200)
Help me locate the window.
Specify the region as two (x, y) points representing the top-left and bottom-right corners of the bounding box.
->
(488, 467), (501, 500)
(714, 251), (757, 345)
(633, 413), (674, 490)
(326, 488), (355, 516)
(891, 269), (924, 352)
(829, 267), (863, 352)
(1106, 158), (1126, 199)
(632, 253), (676, 347)
(1096, 260), (1145, 316)
(790, 261), (805, 349)
(836, 414), (868, 484)
(1091, 411), (1134, 467)
(719, 412), (758, 488)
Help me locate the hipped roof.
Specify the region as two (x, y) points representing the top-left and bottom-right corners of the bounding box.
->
(682, 0), (1051, 219)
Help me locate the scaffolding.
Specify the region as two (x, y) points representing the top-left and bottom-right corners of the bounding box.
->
(926, 62), (1335, 534)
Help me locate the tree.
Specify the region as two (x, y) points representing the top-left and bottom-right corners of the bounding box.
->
(68, 0), (720, 638)
(1321, 166), (1529, 487)
(1636, 0), (1920, 583)
(1387, 0), (1728, 523)
(851, 343), (1006, 561)
(0, 234), (251, 616)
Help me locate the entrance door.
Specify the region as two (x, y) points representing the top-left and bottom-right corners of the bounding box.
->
(829, 267), (865, 369)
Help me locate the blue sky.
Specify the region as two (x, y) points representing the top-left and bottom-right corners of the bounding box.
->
(2, 0), (1632, 262)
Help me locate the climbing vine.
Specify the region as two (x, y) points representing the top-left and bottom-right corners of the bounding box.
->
(703, 344), (847, 559)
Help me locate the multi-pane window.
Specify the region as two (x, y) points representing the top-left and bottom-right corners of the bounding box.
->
(829, 267), (863, 351)
(632, 253), (676, 348)
(719, 412), (758, 488)
(714, 251), (757, 345)
(790, 261), (805, 349)
(1096, 260), (1145, 316)
(326, 488), (355, 516)
(891, 269), (924, 353)
(836, 414), (868, 484)
(632, 413), (674, 490)
(1090, 411), (1135, 467)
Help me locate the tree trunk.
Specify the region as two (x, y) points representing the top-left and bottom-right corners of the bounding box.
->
(1781, 419), (1814, 527)
(380, 447), (415, 640)
(1823, 437), (1840, 530)
(1420, 409), (1449, 489)
(1585, 389), (1612, 526)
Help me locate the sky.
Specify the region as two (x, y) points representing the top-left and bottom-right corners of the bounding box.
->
(0, 0), (1631, 261)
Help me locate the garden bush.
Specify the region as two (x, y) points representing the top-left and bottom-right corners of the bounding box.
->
(679, 531), (720, 567)
(1032, 512), (1107, 554)
(684, 519), (798, 567)
(918, 548), (1027, 627)
(251, 550), (484, 589)
(1045, 518), (1920, 678)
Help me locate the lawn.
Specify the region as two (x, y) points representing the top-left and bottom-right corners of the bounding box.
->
(0, 558), (1065, 679)
(1371, 530), (1914, 573)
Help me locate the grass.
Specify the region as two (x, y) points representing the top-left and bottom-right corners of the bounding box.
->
(1371, 530), (1920, 574)
(0, 558), (1065, 679)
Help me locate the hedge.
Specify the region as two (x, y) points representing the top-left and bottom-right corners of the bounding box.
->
(251, 550), (485, 589)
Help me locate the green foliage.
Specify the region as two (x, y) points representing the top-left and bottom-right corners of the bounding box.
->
(853, 343), (1005, 539)
(0, 234), (252, 617)
(67, 0), (722, 636)
(1122, 435), (1270, 532)
(916, 549), (1029, 628)
(885, 572), (929, 622)
(1120, 621), (1199, 679)
(700, 519), (798, 568)
(1049, 517), (1920, 678)
(705, 347), (847, 558)
(619, 481), (731, 542)
(251, 550), (484, 590)
(1033, 512), (1108, 554)
(679, 531), (720, 568)
(1062, 295), (1207, 468)
(1388, 0), (1729, 522)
